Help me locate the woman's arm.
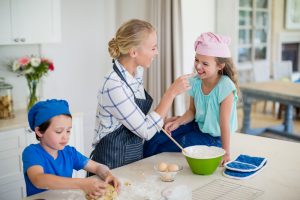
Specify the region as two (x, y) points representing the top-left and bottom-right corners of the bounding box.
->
(219, 92), (234, 165)
(27, 165), (107, 196)
(155, 74), (193, 118)
(102, 73), (193, 140)
(165, 97), (196, 132)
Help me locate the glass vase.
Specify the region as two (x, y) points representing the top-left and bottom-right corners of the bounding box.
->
(27, 79), (39, 110)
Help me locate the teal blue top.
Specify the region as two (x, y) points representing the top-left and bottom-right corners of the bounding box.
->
(188, 75), (238, 137)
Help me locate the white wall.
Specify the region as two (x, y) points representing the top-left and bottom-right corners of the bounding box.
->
(181, 0), (216, 74)
(0, 0), (117, 156)
(0, 0), (216, 156)
(41, 0), (117, 155)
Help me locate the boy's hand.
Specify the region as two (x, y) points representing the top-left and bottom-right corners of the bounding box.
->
(104, 173), (121, 193)
(81, 178), (107, 198)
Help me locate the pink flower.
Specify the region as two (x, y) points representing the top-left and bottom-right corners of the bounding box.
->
(18, 57), (30, 66)
(48, 63), (54, 71)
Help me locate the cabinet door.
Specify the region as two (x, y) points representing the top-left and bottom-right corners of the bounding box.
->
(70, 114), (86, 178)
(0, 128), (26, 200)
(11, 0), (61, 44)
(0, 180), (25, 200)
(0, 0), (12, 44)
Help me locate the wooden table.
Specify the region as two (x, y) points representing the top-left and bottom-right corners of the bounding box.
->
(240, 80), (300, 140)
(23, 133), (300, 200)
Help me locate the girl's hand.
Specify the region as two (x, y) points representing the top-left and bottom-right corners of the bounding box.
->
(81, 178), (107, 198)
(104, 173), (121, 193)
(164, 120), (181, 133)
(164, 116), (180, 125)
(221, 153), (231, 166)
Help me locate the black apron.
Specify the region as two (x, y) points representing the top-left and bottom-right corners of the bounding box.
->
(90, 63), (153, 170)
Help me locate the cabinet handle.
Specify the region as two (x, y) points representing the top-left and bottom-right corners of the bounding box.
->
(26, 128), (33, 134)
(20, 38), (26, 42)
(14, 38), (19, 42)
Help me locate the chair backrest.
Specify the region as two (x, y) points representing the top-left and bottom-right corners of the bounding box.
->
(253, 63), (271, 82)
(273, 61), (293, 81)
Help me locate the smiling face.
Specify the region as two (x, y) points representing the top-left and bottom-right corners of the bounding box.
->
(194, 54), (223, 80)
(36, 115), (72, 156)
(134, 31), (158, 68)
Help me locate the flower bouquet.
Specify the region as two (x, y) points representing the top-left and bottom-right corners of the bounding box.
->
(11, 56), (54, 110)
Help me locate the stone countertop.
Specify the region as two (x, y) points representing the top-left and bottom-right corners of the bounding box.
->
(24, 133), (300, 200)
(0, 109), (28, 132)
(0, 110), (83, 132)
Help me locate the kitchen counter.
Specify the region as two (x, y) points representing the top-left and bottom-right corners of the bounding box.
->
(0, 109), (29, 132)
(23, 133), (300, 200)
(0, 109), (83, 132)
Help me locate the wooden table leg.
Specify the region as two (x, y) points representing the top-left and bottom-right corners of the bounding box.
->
(242, 96), (252, 134)
(284, 105), (293, 133)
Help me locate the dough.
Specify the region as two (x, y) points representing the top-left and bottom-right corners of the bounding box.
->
(85, 184), (117, 200)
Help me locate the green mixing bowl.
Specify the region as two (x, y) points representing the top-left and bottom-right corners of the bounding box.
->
(182, 145), (225, 175)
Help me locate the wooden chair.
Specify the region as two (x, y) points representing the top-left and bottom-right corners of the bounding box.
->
(272, 61), (295, 119)
(252, 62), (273, 114)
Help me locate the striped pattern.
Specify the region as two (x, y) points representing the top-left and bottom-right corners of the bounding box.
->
(91, 62), (155, 169)
(93, 60), (163, 145)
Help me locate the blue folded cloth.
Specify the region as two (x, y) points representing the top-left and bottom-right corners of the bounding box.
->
(223, 154), (267, 180)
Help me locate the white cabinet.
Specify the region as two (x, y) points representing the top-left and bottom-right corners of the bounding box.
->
(0, 128), (26, 200)
(0, 113), (85, 200)
(216, 0), (272, 82)
(0, 0), (61, 45)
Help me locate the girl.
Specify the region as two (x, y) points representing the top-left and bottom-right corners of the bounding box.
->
(91, 19), (192, 169)
(22, 99), (120, 198)
(153, 32), (239, 165)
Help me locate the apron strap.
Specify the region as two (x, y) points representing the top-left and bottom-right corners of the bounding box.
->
(113, 63), (137, 99)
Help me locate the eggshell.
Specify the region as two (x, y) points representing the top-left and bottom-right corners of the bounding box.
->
(158, 162), (168, 172)
(167, 164), (179, 172)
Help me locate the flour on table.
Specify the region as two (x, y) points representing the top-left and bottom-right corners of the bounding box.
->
(117, 176), (162, 200)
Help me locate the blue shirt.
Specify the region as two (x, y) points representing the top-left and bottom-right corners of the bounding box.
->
(22, 144), (89, 196)
(188, 75), (238, 136)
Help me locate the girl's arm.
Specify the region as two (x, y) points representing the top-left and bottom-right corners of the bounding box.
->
(219, 92), (234, 165)
(27, 165), (107, 197)
(165, 97), (196, 132)
(84, 160), (120, 191)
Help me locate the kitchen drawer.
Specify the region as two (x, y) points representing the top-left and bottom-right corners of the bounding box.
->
(0, 150), (22, 180)
(0, 179), (25, 200)
(0, 128), (26, 149)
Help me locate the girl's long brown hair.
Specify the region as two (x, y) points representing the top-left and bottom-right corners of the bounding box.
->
(216, 57), (239, 94)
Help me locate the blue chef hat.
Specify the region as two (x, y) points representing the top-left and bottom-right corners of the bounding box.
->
(28, 99), (71, 131)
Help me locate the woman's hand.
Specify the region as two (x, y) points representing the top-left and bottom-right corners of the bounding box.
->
(80, 178), (108, 198)
(104, 173), (121, 193)
(169, 73), (195, 96)
(221, 153), (231, 166)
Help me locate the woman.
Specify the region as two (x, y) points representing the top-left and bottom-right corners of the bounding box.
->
(90, 19), (192, 169)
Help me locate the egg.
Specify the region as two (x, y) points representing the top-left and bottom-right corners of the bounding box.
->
(167, 164), (179, 172)
(158, 162), (168, 172)
(161, 173), (173, 182)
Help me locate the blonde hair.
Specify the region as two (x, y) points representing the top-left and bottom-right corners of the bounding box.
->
(108, 19), (155, 59)
(216, 57), (239, 94)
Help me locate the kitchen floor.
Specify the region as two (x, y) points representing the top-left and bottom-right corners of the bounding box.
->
(237, 101), (300, 143)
